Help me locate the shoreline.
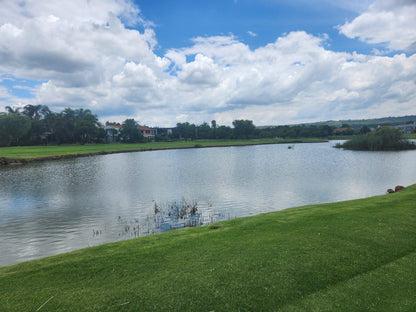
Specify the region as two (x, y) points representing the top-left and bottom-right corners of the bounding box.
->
(1, 183), (410, 268)
(1, 184), (415, 310)
(0, 138), (328, 166)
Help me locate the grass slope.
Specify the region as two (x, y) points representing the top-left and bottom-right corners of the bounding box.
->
(0, 138), (325, 160)
(1, 185), (415, 311)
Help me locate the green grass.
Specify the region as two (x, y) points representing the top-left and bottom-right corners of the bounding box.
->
(404, 133), (416, 139)
(327, 135), (354, 140)
(0, 138), (326, 160)
(1, 185), (416, 311)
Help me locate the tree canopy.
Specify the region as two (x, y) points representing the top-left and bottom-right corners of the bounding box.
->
(0, 106), (101, 146)
(120, 119), (143, 143)
(232, 120), (256, 139)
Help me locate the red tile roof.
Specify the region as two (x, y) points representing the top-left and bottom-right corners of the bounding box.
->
(333, 127), (349, 133)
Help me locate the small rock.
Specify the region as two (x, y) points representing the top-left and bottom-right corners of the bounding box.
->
(395, 185), (405, 192)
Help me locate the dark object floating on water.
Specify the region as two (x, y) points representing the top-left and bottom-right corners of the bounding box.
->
(288, 145), (294, 149)
(387, 185), (405, 193)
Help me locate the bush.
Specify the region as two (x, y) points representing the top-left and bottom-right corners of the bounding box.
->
(336, 127), (416, 151)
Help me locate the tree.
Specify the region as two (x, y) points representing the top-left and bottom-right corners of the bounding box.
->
(175, 122), (196, 140)
(337, 126), (416, 151)
(216, 125), (233, 139)
(0, 113), (31, 146)
(211, 120), (217, 139)
(120, 119), (143, 143)
(5, 106), (21, 115)
(74, 108), (99, 144)
(319, 125), (335, 137)
(359, 125), (371, 135)
(0, 105), (104, 145)
(198, 122), (212, 139)
(106, 121), (121, 126)
(22, 104), (40, 120)
(55, 108), (76, 143)
(39, 105), (52, 118)
(21, 105), (52, 144)
(232, 119), (256, 139)
(375, 127), (404, 148)
(95, 127), (107, 143)
(211, 120), (217, 129)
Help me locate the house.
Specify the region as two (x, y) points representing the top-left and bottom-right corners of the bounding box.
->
(333, 127), (354, 135)
(154, 127), (174, 136)
(104, 125), (122, 142)
(103, 124), (156, 142)
(139, 126), (156, 139)
(392, 122), (416, 134)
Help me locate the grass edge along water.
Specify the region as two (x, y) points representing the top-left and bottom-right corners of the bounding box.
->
(0, 184), (415, 311)
(0, 138), (326, 162)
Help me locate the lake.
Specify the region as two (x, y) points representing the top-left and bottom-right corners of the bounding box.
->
(1, 141), (416, 266)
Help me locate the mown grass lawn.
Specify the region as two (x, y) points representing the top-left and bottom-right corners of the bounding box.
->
(1, 186), (416, 311)
(0, 138), (325, 160)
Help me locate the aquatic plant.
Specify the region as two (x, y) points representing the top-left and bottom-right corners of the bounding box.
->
(162, 198), (198, 219)
(93, 198), (231, 239)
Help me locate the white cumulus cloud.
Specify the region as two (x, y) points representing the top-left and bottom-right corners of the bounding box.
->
(178, 54), (222, 87)
(0, 0), (161, 87)
(338, 0), (416, 52)
(0, 0), (415, 126)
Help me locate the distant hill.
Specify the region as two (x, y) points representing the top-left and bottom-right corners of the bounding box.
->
(308, 115), (416, 129)
(259, 115), (416, 129)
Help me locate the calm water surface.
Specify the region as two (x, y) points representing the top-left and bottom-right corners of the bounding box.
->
(1, 141), (415, 266)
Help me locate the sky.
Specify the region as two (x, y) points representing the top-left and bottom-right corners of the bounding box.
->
(0, 0), (415, 127)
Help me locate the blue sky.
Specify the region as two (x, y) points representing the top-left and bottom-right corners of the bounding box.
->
(0, 0), (415, 126)
(138, 0), (372, 54)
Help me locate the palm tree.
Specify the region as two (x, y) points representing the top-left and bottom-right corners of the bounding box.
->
(39, 105), (51, 118)
(211, 120), (217, 139)
(22, 104), (51, 120)
(5, 106), (21, 114)
(22, 104), (36, 119)
(74, 108), (99, 144)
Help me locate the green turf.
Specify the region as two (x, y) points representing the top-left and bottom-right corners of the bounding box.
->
(404, 133), (416, 139)
(0, 138), (326, 160)
(1, 185), (415, 311)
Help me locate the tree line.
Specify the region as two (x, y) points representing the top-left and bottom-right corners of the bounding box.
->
(170, 121), (336, 141)
(0, 105), (105, 146)
(2, 105), (362, 147)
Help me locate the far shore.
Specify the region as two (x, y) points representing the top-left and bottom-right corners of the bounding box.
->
(0, 138), (327, 166)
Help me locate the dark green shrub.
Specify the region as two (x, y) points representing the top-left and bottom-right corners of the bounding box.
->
(336, 127), (416, 151)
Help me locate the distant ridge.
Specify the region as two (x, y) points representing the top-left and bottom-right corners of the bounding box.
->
(258, 115), (416, 129)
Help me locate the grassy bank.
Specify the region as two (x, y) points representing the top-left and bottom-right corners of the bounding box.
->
(0, 138), (326, 162)
(404, 133), (416, 139)
(327, 135), (353, 140)
(1, 185), (415, 311)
